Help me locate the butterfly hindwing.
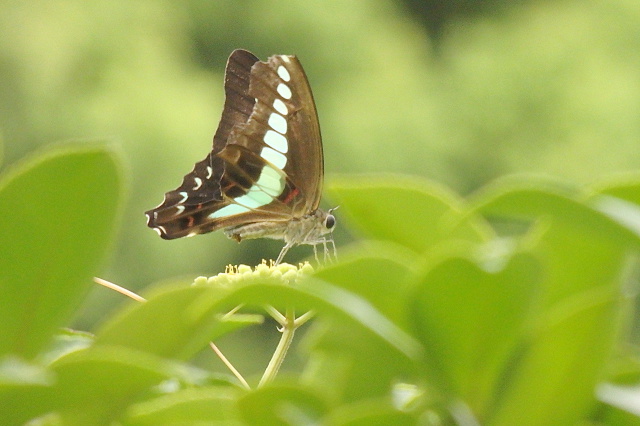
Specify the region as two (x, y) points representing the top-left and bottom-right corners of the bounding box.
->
(146, 49), (324, 239)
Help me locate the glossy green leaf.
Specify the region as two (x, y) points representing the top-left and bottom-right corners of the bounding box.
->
(301, 249), (421, 402)
(37, 329), (95, 370)
(125, 386), (242, 425)
(302, 323), (415, 404)
(472, 182), (633, 423)
(0, 143), (123, 358)
(0, 356), (55, 425)
(588, 173), (640, 205)
(587, 177), (640, 241)
(411, 250), (539, 415)
(96, 284), (261, 360)
(206, 278), (422, 363)
(473, 185), (640, 308)
(327, 174), (489, 253)
(313, 244), (416, 327)
(50, 346), (174, 425)
(324, 399), (417, 425)
(238, 384), (328, 425)
(200, 275), (423, 402)
(490, 290), (620, 425)
(594, 383), (640, 424)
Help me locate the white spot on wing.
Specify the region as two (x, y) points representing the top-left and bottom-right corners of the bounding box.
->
(273, 98), (288, 115)
(186, 231), (198, 238)
(209, 203), (251, 219)
(153, 225), (167, 236)
(260, 147), (287, 170)
(256, 165), (285, 197)
(234, 193), (265, 208)
(268, 113), (287, 134)
(282, 56), (291, 63)
(193, 177), (202, 190)
(277, 65), (291, 82)
(277, 83), (292, 100)
(206, 166), (213, 179)
(179, 192), (188, 203)
(245, 186), (275, 205)
(264, 130), (288, 153)
(175, 205), (185, 215)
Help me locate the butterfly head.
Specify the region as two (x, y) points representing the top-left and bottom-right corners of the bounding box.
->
(324, 206), (339, 233)
(278, 207), (337, 265)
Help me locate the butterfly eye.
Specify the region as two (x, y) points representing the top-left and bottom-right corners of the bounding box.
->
(325, 214), (336, 229)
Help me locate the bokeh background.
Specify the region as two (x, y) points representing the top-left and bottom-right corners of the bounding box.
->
(1, 0), (639, 374)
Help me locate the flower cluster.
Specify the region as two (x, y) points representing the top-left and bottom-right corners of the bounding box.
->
(193, 260), (314, 288)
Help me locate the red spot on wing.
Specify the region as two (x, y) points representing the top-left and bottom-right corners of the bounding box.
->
(282, 187), (300, 205)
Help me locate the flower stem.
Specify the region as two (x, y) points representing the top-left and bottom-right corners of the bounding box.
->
(209, 342), (250, 390)
(258, 308), (297, 388)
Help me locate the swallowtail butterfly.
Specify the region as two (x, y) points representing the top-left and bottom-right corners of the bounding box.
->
(145, 49), (336, 264)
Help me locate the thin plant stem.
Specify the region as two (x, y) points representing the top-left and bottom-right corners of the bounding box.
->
(93, 277), (146, 303)
(264, 304), (286, 325)
(94, 276), (250, 389)
(294, 310), (315, 327)
(209, 342), (250, 390)
(221, 304), (245, 319)
(258, 308), (297, 388)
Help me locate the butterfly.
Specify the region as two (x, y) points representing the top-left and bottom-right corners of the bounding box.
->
(145, 49), (336, 265)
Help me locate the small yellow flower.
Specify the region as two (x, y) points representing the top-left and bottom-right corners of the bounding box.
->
(193, 260), (314, 288)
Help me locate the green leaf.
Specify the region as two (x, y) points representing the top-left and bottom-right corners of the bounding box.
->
(305, 248), (424, 402)
(472, 184), (640, 308)
(327, 174), (489, 253)
(40, 328), (94, 365)
(313, 244), (416, 327)
(201, 275), (422, 402)
(124, 386), (242, 425)
(410, 250), (539, 416)
(49, 346), (174, 425)
(324, 399), (417, 425)
(587, 177), (640, 240)
(208, 278), (423, 363)
(0, 356), (55, 425)
(0, 143), (123, 358)
(594, 383), (640, 424)
(471, 181), (633, 423)
(95, 284), (261, 360)
(489, 290), (621, 425)
(588, 173), (640, 205)
(237, 384), (328, 425)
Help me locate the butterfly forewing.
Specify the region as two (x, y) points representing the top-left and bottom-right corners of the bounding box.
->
(146, 49), (324, 240)
(243, 54), (324, 216)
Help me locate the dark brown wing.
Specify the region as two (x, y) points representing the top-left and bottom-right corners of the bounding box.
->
(145, 50), (324, 239)
(246, 54), (324, 215)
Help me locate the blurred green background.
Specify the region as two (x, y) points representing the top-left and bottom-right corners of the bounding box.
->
(1, 0), (639, 333)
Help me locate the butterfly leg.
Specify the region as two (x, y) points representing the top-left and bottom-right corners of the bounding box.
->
(325, 238), (338, 264)
(312, 243), (320, 263)
(330, 238), (338, 262)
(276, 242), (293, 265)
(322, 240), (330, 263)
